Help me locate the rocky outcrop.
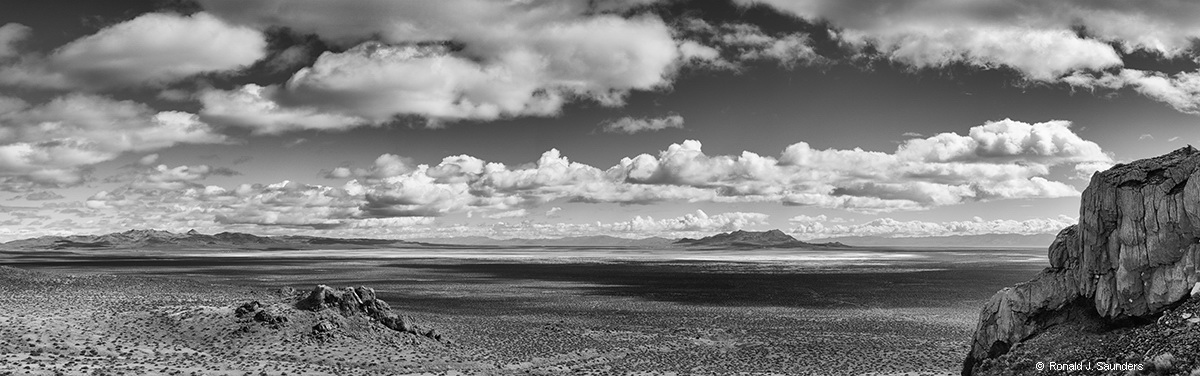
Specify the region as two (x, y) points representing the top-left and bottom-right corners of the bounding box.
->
(235, 301), (264, 317)
(234, 300), (289, 328)
(965, 146), (1200, 374)
(298, 285), (440, 340)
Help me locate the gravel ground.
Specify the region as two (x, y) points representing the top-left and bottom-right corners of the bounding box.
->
(973, 297), (1200, 376)
(0, 247), (1044, 375)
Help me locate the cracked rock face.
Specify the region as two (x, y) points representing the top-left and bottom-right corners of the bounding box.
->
(965, 146), (1200, 374)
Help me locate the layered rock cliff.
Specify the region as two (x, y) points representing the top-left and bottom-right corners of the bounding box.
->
(965, 146), (1200, 374)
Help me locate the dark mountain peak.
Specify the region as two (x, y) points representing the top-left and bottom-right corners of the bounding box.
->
(215, 231), (264, 239)
(119, 229), (175, 237)
(105, 229), (181, 243)
(762, 229), (788, 237)
(675, 229), (804, 247)
(211, 231), (279, 244)
(186, 229), (200, 236)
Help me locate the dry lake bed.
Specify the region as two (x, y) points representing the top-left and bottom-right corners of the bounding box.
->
(0, 246), (1046, 375)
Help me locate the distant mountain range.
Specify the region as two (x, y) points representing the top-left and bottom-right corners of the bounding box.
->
(421, 230), (848, 248)
(409, 235), (676, 247)
(0, 228), (1053, 250)
(675, 229), (847, 248)
(0, 229), (411, 250)
(1, 229), (686, 250)
(809, 233), (1058, 248)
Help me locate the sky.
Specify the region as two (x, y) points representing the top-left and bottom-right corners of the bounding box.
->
(0, 0), (1198, 241)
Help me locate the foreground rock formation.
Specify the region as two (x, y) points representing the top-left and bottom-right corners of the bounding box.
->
(0, 267), (461, 375)
(965, 146), (1200, 374)
(295, 285), (443, 340)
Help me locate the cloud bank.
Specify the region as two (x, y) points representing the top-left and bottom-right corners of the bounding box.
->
(59, 119), (1108, 239)
(0, 94), (229, 187)
(0, 12), (267, 89)
(789, 214), (1078, 239)
(739, 0), (1200, 114)
(601, 114), (685, 134)
(192, 1), (691, 130)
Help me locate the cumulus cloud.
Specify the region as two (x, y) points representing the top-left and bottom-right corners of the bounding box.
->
(864, 27), (1120, 81)
(53, 189), (778, 239)
(0, 94), (230, 185)
(199, 0), (660, 46)
(733, 0), (1200, 113)
(138, 154), (160, 166)
(608, 209), (769, 233)
(131, 164), (240, 190)
(482, 209), (528, 219)
(745, 0), (1200, 56)
(1065, 69), (1200, 115)
(0, 175), (78, 193)
(348, 217), (437, 229)
(359, 167), (477, 217)
(0, 12), (267, 89)
(788, 214), (849, 223)
(211, 181), (363, 229)
(0, 117), (1109, 237)
(62, 119), (1108, 237)
(892, 119), (1109, 164)
(198, 84), (367, 134)
(189, 1), (686, 129)
(677, 19), (820, 69)
(1116, 70), (1200, 115)
(600, 114), (684, 134)
(331, 118), (1107, 218)
(0, 23), (31, 60)
(79, 181), (258, 230)
(622, 119), (1104, 210)
(322, 154), (415, 181)
(277, 16), (677, 123)
(677, 40), (727, 68)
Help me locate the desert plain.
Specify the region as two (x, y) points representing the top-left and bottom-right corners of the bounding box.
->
(0, 246), (1045, 375)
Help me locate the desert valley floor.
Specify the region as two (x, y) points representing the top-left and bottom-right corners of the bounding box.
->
(0, 246), (1046, 375)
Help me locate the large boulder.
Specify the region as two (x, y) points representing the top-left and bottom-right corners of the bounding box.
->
(297, 285), (340, 311)
(235, 301), (263, 317)
(965, 146), (1200, 374)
